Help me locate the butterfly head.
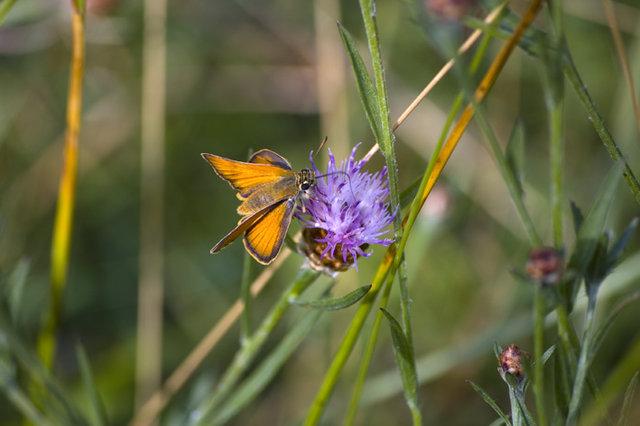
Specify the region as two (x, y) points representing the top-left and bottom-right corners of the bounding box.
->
(297, 168), (316, 193)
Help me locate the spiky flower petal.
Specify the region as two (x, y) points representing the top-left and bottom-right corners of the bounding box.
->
(296, 144), (395, 272)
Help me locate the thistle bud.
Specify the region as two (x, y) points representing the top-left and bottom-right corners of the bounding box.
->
(498, 344), (524, 380)
(425, 0), (477, 20)
(526, 246), (563, 286)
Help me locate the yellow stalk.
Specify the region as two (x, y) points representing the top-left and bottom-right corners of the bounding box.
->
(37, 2), (85, 370)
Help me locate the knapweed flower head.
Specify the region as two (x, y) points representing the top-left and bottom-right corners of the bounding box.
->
(296, 144), (395, 273)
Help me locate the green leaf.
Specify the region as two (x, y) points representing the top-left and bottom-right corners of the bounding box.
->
(541, 345), (556, 365)
(5, 259), (29, 325)
(337, 23), (382, 143)
(513, 393), (537, 426)
(467, 380), (512, 426)
(570, 201), (584, 235)
(399, 176), (421, 211)
(493, 342), (503, 360)
(567, 164), (622, 304)
(212, 308), (323, 425)
(607, 217), (639, 269)
(290, 285), (371, 311)
(505, 120), (526, 195)
(0, 0), (20, 26)
(617, 371), (639, 426)
(380, 308), (419, 414)
(552, 346), (571, 418)
(591, 291), (640, 359)
(75, 344), (107, 426)
(488, 418), (508, 426)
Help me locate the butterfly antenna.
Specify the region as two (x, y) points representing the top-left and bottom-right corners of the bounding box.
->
(313, 136), (329, 159)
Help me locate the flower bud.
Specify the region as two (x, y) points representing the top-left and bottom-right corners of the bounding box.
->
(425, 0), (477, 20)
(526, 246), (563, 286)
(299, 228), (369, 275)
(498, 344), (524, 380)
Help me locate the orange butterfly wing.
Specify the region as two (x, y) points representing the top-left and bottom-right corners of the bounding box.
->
(242, 197), (295, 264)
(248, 149), (292, 169)
(201, 153), (294, 199)
(210, 197), (294, 264)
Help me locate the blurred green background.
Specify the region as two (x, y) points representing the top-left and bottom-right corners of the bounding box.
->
(1, 0), (640, 424)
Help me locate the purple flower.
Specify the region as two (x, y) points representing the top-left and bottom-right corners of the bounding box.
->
(296, 144), (395, 272)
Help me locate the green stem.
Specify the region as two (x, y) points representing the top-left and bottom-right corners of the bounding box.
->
(561, 51), (640, 204)
(212, 307), (324, 425)
(581, 333), (640, 426)
(344, 276), (394, 426)
(304, 252), (394, 426)
(196, 267), (319, 423)
(554, 303), (574, 363)
(38, 2), (86, 371)
(566, 289), (598, 426)
(358, 1), (419, 423)
(533, 286), (548, 426)
(0, 0), (19, 25)
(240, 251), (253, 343)
(549, 89), (564, 248)
(471, 103), (542, 246)
(508, 386), (521, 426)
(357, 0), (413, 348)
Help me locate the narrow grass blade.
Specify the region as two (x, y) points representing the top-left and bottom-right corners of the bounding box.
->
(337, 23), (382, 143)
(569, 201), (584, 235)
(591, 291), (640, 358)
(76, 344), (107, 426)
(505, 120), (526, 195)
(567, 164), (622, 302)
(0, 313), (88, 425)
(290, 285), (371, 311)
(617, 371), (639, 426)
(541, 345), (556, 365)
(581, 334), (640, 426)
(468, 380), (512, 426)
(0, 0), (19, 25)
(5, 259), (29, 325)
(212, 308), (323, 425)
(380, 308), (420, 420)
(607, 217), (639, 267)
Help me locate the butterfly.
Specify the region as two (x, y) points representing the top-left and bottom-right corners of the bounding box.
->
(202, 149), (316, 264)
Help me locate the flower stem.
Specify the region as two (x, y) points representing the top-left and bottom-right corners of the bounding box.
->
(37, 1), (85, 370)
(304, 247), (395, 426)
(533, 285), (548, 426)
(566, 289), (598, 426)
(358, 1), (419, 422)
(561, 51), (640, 204)
(344, 275), (394, 426)
(357, 0), (414, 347)
(196, 267), (319, 424)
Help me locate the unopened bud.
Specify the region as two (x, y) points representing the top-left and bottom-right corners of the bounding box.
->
(425, 0), (477, 20)
(526, 247), (563, 286)
(498, 344), (524, 380)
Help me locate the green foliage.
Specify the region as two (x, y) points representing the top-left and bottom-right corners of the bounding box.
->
(290, 284), (371, 311)
(1, 0), (640, 425)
